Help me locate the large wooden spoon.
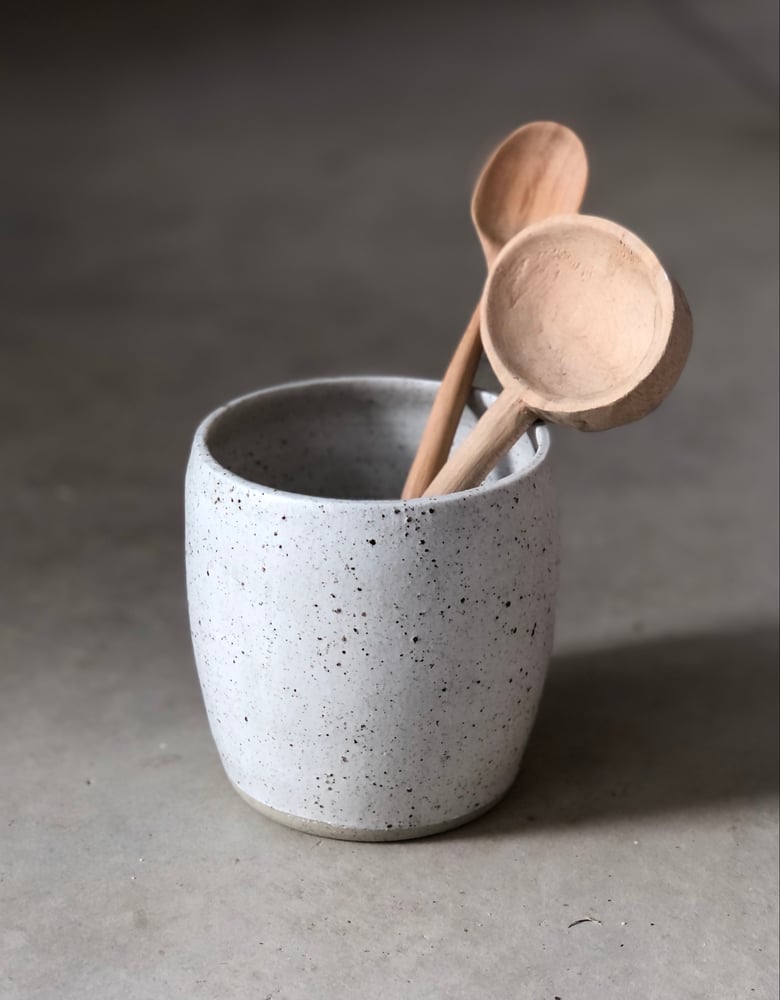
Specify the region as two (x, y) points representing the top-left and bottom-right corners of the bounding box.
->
(401, 121), (588, 499)
(424, 214), (693, 497)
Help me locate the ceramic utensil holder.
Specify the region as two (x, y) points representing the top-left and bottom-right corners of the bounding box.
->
(185, 376), (558, 840)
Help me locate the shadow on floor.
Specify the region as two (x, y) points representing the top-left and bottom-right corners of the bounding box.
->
(448, 624), (779, 838)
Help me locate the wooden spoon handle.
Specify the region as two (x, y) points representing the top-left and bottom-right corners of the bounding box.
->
(423, 388), (534, 497)
(401, 301), (483, 499)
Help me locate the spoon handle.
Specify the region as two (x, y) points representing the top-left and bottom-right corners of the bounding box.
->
(401, 301), (483, 499)
(423, 388), (534, 497)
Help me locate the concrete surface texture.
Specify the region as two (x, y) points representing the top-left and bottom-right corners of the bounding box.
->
(1, 2), (777, 998)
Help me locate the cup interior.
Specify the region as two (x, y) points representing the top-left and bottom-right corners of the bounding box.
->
(203, 377), (544, 501)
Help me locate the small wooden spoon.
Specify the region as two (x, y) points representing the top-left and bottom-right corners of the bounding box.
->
(424, 214), (693, 497)
(401, 121), (588, 499)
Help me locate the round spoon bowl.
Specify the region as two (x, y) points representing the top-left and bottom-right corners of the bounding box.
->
(483, 214), (685, 430)
(424, 214), (692, 496)
(472, 122), (589, 265)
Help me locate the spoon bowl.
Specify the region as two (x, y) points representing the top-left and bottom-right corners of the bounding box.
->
(424, 214), (693, 496)
(472, 121), (589, 265)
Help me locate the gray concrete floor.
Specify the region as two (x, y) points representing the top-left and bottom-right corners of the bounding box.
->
(1, 2), (778, 997)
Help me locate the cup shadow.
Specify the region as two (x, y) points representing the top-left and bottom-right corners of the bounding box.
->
(448, 625), (779, 838)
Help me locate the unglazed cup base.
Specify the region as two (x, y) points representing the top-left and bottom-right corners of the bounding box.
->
(230, 778), (510, 842)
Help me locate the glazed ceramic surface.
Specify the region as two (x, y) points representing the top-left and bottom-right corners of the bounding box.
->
(185, 377), (559, 840)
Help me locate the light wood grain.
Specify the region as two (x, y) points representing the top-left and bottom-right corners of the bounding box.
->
(401, 122), (588, 500)
(423, 387), (534, 496)
(424, 214), (693, 497)
(401, 303), (482, 499)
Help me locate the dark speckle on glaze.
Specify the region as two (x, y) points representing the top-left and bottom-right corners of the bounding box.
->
(185, 377), (559, 842)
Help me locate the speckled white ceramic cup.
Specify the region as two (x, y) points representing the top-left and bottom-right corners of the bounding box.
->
(185, 376), (558, 841)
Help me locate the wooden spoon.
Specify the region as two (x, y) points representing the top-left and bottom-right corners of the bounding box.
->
(423, 214), (693, 497)
(401, 121), (588, 499)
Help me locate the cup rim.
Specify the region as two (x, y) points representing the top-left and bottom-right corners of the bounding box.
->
(191, 375), (552, 508)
